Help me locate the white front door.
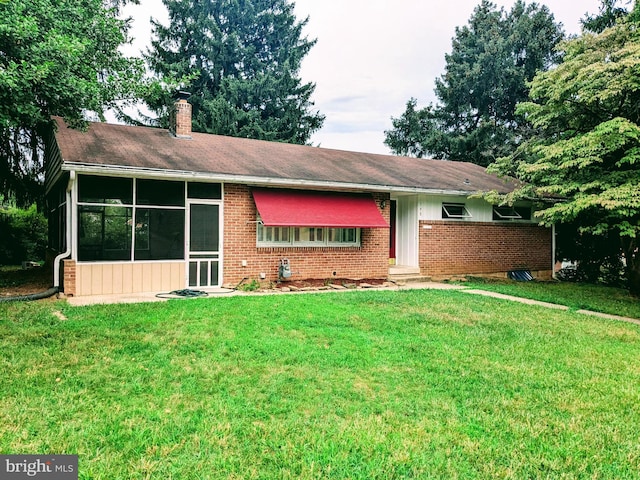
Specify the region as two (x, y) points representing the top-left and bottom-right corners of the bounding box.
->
(395, 196), (419, 268)
(187, 202), (221, 288)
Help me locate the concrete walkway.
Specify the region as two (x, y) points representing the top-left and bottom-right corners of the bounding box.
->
(64, 281), (640, 327)
(64, 281), (463, 306)
(461, 288), (570, 310)
(65, 288), (236, 306)
(459, 287), (640, 326)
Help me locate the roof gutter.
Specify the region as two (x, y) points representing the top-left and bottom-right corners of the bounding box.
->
(61, 163), (499, 197)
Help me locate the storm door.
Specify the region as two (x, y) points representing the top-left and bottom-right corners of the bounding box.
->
(187, 202), (221, 288)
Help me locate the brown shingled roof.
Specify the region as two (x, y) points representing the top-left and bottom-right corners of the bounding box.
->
(52, 117), (518, 194)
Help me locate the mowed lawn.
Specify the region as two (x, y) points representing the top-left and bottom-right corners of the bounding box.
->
(1, 289), (639, 479)
(460, 279), (640, 319)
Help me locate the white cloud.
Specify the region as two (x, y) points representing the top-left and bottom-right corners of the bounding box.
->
(122, 0), (603, 154)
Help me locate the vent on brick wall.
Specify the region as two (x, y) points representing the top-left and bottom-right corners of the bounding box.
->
(508, 270), (534, 281)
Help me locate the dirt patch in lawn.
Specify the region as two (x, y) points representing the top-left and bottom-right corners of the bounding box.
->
(0, 266), (53, 297)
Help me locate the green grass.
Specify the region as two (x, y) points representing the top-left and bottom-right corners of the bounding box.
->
(1, 289), (640, 479)
(459, 278), (640, 319)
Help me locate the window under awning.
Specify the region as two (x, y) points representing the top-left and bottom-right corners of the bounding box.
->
(252, 189), (389, 228)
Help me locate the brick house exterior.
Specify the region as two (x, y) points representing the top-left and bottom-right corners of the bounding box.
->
(419, 221), (552, 279)
(223, 185), (391, 284)
(45, 100), (553, 297)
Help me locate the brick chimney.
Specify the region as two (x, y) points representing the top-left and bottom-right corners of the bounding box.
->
(170, 91), (192, 139)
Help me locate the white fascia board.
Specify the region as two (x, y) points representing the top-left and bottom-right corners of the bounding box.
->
(61, 163), (493, 196)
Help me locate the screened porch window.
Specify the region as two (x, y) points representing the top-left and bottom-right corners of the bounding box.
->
(77, 175), (185, 261)
(133, 208), (185, 260)
(78, 205), (133, 261)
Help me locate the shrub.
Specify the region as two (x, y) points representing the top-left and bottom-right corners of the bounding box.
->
(237, 278), (261, 292)
(0, 204), (48, 265)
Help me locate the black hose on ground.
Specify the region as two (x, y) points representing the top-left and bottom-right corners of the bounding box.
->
(0, 286), (59, 303)
(155, 289), (210, 299)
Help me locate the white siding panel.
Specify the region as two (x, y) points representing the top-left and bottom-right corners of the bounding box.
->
(396, 196), (419, 267)
(75, 262), (185, 296)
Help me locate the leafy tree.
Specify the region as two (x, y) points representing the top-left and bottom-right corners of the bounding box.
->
(554, 222), (627, 287)
(0, 0), (145, 207)
(144, 0), (324, 144)
(488, 7), (640, 295)
(385, 0), (563, 166)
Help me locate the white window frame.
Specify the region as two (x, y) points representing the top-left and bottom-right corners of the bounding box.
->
(442, 203), (472, 219)
(256, 220), (360, 247)
(492, 205), (534, 222)
(492, 206), (523, 220)
(294, 227), (326, 244)
(257, 224), (291, 244)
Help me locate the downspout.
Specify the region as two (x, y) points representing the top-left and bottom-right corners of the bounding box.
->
(0, 173), (75, 303)
(53, 171), (76, 290)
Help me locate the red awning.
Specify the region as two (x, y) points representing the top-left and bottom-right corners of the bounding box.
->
(252, 189), (389, 228)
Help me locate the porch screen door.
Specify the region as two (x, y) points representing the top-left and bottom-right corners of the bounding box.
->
(188, 203), (221, 288)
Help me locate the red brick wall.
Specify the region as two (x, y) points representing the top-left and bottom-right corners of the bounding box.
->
(63, 259), (76, 296)
(419, 221), (552, 277)
(223, 184), (390, 284)
(170, 99), (192, 138)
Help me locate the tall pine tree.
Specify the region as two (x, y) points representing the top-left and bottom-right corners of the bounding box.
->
(384, 1), (563, 166)
(144, 0), (324, 144)
(582, 0), (629, 33)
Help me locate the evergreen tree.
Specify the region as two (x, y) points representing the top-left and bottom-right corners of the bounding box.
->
(582, 0), (629, 33)
(384, 1), (563, 166)
(144, 0), (324, 144)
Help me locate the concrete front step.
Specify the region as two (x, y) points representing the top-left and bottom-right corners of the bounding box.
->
(389, 265), (428, 285)
(388, 274), (432, 285)
(389, 265), (421, 276)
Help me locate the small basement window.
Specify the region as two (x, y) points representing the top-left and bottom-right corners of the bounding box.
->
(442, 203), (472, 219)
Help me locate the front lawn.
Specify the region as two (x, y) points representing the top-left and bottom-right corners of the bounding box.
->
(1, 289), (639, 479)
(460, 278), (640, 319)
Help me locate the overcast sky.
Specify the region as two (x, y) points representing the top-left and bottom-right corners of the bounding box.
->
(121, 0), (603, 154)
